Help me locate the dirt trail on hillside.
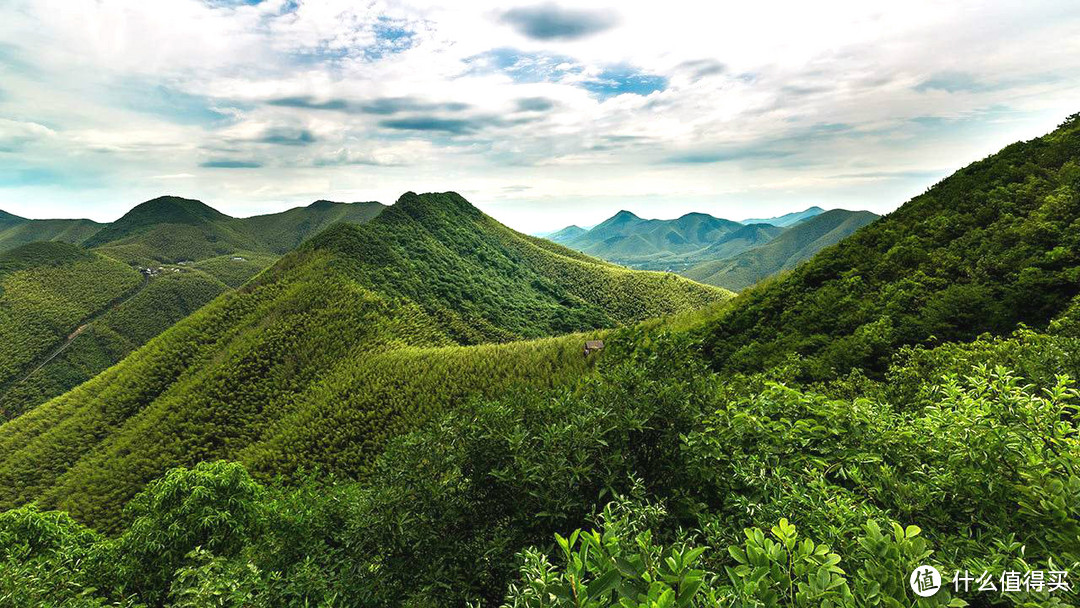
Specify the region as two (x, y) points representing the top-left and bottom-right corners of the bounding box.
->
(2, 273), (150, 400)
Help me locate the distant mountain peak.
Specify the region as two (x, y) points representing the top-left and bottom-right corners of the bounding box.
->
(126, 195), (231, 221)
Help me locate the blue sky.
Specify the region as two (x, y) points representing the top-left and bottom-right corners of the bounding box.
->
(0, 0), (1078, 231)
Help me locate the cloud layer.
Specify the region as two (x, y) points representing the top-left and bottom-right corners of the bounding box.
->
(0, 0), (1078, 230)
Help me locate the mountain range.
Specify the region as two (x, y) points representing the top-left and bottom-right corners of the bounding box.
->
(0, 191), (728, 529)
(1, 114), (1080, 606)
(547, 205), (877, 287)
(0, 197), (387, 420)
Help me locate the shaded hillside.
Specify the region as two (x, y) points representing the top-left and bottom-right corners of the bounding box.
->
(0, 243), (143, 401)
(0, 191), (729, 529)
(683, 209), (879, 290)
(695, 222), (785, 259)
(701, 113), (1080, 379)
(0, 216), (104, 251)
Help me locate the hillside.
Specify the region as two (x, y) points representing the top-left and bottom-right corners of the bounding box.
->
(3, 196), (385, 269)
(683, 209), (879, 290)
(701, 114), (1080, 379)
(0, 191), (729, 529)
(0, 198), (386, 417)
(0, 242), (143, 409)
(550, 210), (746, 267)
(84, 196), (267, 265)
(0, 216), (104, 251)
(235, 199), (385, 254)
(0, 269), (229, 420)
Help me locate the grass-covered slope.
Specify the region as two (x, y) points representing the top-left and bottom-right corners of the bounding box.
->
(0, 242), (143, 405)
(0, 192), (728, 529)
(86, 197), (265, 265)
(701, 113), (1080, 379)
(683, 209), (879, 291)
(0, 270), (229, 420)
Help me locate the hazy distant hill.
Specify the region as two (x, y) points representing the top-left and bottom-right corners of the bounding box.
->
(543, 225), (587, 241)
(0, 191), (729, 528)
(740, 205), (825, 226)
(684, 209), (879, 291)
(549, 210), (747, 267)
(547, 206), (863, 277)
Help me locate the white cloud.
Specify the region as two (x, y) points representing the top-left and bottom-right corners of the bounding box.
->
(0, 0), (1077, 229)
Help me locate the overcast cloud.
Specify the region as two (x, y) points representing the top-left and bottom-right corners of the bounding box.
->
(0, 0), (1078, 231)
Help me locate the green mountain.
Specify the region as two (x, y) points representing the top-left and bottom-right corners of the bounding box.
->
(0, 198), (385, 417)
(543, 224), (587, 241)
(740, 205), (825, 226)
(550, 210), (747, 267)
(3, 117), (1080, 607)
(694, 222), (786, 259)
(701, 115), (1080, 379)
(547, 207), (861, 276)
(683, 209), (879, 291)
(0, 191), (728, 529)
(0, 214), (104, 251)
(237, 199), (385, 254)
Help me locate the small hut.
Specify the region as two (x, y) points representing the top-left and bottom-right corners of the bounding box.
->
(583, 340), (605, 356)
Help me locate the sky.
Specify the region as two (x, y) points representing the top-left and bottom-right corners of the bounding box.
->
(0, 1), (1079, 232)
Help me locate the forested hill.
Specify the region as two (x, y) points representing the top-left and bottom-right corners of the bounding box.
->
(0, 213), (104, 252)
(0, 191), (728, 529)
(702, 112), (1080, 379)
(0, 196), (386, 263)
(683, 209), (879, 290)
(0, 242), (143, 412)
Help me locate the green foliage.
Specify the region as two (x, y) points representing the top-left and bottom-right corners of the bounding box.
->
(0, 216), (104, 254)
(0, 193), (722, 531)
(0, 270), (228, 419)
(700, 116), (1080, 380)
(0, 242), (142, 414)
(85, 196), (384, 266)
